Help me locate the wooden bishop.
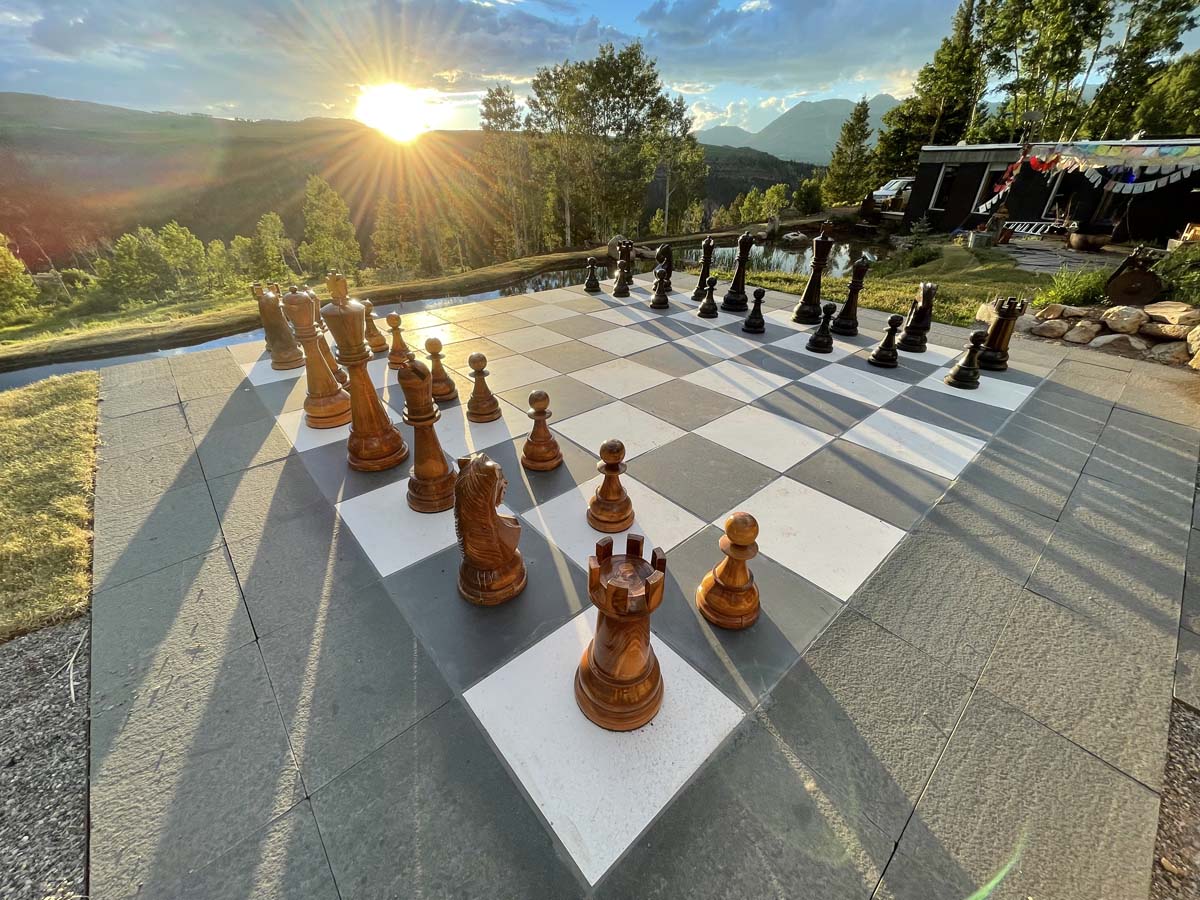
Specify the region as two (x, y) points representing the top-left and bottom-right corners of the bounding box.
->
(697, 512), (761, 630)
(587, 439), (635, 533)
(281, 285), (351, 429)
(521, 390), (563, 471)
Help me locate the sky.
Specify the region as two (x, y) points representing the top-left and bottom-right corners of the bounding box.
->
(1, 0), (1196, 135)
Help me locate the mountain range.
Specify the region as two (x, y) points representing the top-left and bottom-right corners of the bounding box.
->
(695, 94), (901, 165)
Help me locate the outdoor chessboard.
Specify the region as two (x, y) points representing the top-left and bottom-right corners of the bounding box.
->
(224, 269), (1044, 892)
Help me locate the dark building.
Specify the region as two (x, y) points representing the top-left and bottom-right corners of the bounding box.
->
(905, 139), (1200, 243)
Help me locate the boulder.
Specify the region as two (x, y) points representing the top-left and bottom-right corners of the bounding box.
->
(1031, 319), (1071, 338)
(1100, 305), (1150, 334)
(1060, 305), (1092, 318)
(1140, 322), (1193, 340)
(1144, 300), (1200, 327)
(1063, 321), (1103, 344)
(1190, 350), (1200, 372)
(1014, 314), (1039, 334)
(1036, 303), (1065, 320)
(1147, 341), (1193, 365)
(1188, 324), (1200, 356)
(1091, 333), (1150, 353)
(975, 303), (998, 326)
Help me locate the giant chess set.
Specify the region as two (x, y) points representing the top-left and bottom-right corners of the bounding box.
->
(231, 222), (1042, 888)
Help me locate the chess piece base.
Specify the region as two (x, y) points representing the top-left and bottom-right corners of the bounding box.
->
(896, 335), (927, 353)
(868, 353), (898, 368)
(304, 398), (352, 430)
(806, 338), (834, 354)
(521, 447), (563, 471)
(466, 401), (502, 423)
(407, 465), (456, 512)
(720, 293), (748, 312)
(574, 646), (663, 731)
(829, 321), (858, 337)
(271, 353), (305, 371)
(650, 296), (670, 310)
(742, 321), (764, 334)
(792, 303), (821, 325)
(696, 575), (760, 630)
(943, 372), (980, 390)
(348, 434), (409, 472)
(584, 283), (602, 294)
(459, 550), (527, 606)
(432, 384), (459, 403)
(587, 504), (634, 533)
(367, 335), (388, 354)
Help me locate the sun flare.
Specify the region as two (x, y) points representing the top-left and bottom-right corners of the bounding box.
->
(354, 83), (450, 143)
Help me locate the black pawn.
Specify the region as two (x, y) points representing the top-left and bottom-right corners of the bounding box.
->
(805, 302), (837, 353)
(944, 331), (986, 390)
(698, 276), (719, 319)
(584, 257), (601, 293)
(650, 266), (670, 310)
(868, 315), (903, 368)
(613, 260), (630, 298)
(742, 288), (766, 334)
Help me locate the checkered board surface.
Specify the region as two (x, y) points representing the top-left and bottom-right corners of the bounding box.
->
(228, 271), (1043, 892)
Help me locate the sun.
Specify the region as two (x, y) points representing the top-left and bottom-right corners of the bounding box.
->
(354, 83), (450, 143)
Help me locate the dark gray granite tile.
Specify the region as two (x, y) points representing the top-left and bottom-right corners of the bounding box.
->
(1084, 406), (1200, 498)
(465, 436), (597, 513)
(753, 382), (875, 436)
(437, 336), (518, 369)
(543, 313), (618, 340)
(98, 375), (179, 419)
(313, 700), (583, 899)
(172, 363), (249, 403)
(1182, 531), (1200, 635)
(1176, 627), (1200, 711)
(252, 376), (310, 415)
(1020, 386), (1112, 440)
(260, 582), (452, 791)
(716, 319), (798, 345)
(951, 434), (1086, 521)
(786, 439), (951, 530)
(654, 526), (842, 709)
(99, 357), (172, 389)
(559, 294), (613, 313)
(626, 434), (777, 521)
(980, 589), (1172, 789)
(524, 339), (617, 374)
(1060, 473), (1192, 562)
(837, 350), (940, 385)
(736, 344), (830, 380)
(1041, 359), (1128, 403)
(884, 385), (1012, 440)
(625, 316), (707, 342)
(296, 423), (414, 505)
(194, 416), (296, 479)
(94, 435), (204, 506)
(880, 691), (1158, 900)
(1118, 363), (1200, 428)
(497, 374), (612, 420)
(624, 378), (744, 431)
(625, 342), (723, 377)
(182, 386), (274, 437)
(382, 527), (589, 690)
(1064, 345), (1135, 370)
(98, 403), (191, 459)
(208, 456), (328, 544)
(761, 609), (972, 839)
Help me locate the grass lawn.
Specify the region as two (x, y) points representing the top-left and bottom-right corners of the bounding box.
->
(0, 372), (98, 643)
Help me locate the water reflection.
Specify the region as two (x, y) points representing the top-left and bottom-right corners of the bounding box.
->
(679, 242), (882, 278)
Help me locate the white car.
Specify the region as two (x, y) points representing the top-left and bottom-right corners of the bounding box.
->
(873, 177), (914, 206)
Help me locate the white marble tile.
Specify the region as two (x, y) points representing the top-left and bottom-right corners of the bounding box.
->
(904, 342), (964, 366)
(799, 364), (907, 408)
(768, 329), (857, 362)
(512, 304), (579, 325)
(489, 325), (572, 354)
(590, 306), (660, 326)
(672, 329), (760, 360)
(275, 405), (401, 453)
(695, 405), (833, 471)
(552, 401), (686, 460)
(841, 408), (986, 480)
(764, 308), (815, 332)
(916, 369), (1037, 411)
(580, 328), (665, 356)
(432, 398), (532, 460)
(680, 359), (791, 403)
(568, 358), (673, 399)
(667, 308), (743, 329)
(455, 355), (559, 393)
(240, 357), (304, 386)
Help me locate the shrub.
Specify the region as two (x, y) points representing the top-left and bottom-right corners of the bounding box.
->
(1034, 266), (1109, 308)
(1154, 243), (1200, 306)
(872, 242), (943, 275)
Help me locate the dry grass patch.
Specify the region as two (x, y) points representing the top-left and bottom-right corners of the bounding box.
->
(0, 372), (99, 642)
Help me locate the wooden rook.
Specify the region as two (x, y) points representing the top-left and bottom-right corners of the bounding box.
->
(575, 534), (666, 731)
(386, 312), (410, 370)
(806, 302), (837, 353)
(282, 285), (351, 429)
(898, 282), (937, 353)
(697, 276), (719, 319)
(362, 299), (388, 354)
(721, 231), (753, 311)
(521, 390), (563, 471)
(306, 289), (349, 386)
(792, 219), (834, 324)
(613, 260), (631, 298)
(655, 243), (674, 292)
(394, 344), (456, 512)
(697, 512), (760, 630)
(742, 288), (766, 334)
(426, 337), (459, 404)
(584, 257), (602, 293)
(691, 235), (715, 302)
(944, 331), (986, 390)
(831, 254), (870, 337)
(466, 352), (501, 423)
(454, 452), (527, 606)
(587, 439), (635, 533)
(253, 283), (304, 370)
(649, 266), (670, 310)
(868, 314), (903, 368)
(979, 296), (1028, 371)
(321, 273), (409, 470)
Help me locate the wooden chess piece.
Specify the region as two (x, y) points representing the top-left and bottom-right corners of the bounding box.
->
(868, 315), (903, 368)
(394, 345), (456, 512)
(979, 296), (1028, 371)
(944, 331), (986, 390)
(691, 235), (714, 302)
(454, 452), (527, 606)
(587, 439), (635, 533)
(282, 286), (352, 429)
(613, 260), (631, 298)
(806, 302), (837, 353)
(299, 286), (348, 386)
(649, 266), (670, 310)
(831, 254), (870, 337)
(386, 312), (410, 370)
(253, 283), (304, 370)
(321, 272), (409, 471)
(791, 219), (834, 324)
(898, 282), (936, 353)
(697, 512), (760, 630)
(742, 288), (766, 334)
(697, 276), (719, 319)
(466, 352), (501, 423)
(521, 390), (563, 471)
(584, 257), (602, 293)
(721, 231), (752, 311)
(425, 337), (459, 404)
(655, 243), (673, 292)
(362, 299), (388, 354)
(575, 534), (666, 731)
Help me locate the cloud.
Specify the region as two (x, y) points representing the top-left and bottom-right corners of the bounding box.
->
(738, 0), (771, 11)
(668, 81), (714, 95)
(689, 98), (752, 131)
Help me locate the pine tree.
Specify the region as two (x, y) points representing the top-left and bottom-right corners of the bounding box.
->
(298, 175), (362, 275)
(371, 198), (417, 279)
(249, 213), (293, 283)
(823, 98), (874, 205)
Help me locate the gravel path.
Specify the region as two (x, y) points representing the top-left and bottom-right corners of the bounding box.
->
(1153, 700), (1200, 900)
(0, 616), (89, 900)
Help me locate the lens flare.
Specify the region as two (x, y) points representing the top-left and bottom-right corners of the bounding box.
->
(354, 83), (450, 142)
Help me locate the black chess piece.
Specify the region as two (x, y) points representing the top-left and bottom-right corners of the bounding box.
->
(979, 296), (1028, 371)
(698, 276), (719, 319)
(791, 220), (834, 324)
(742, 288), (766, 334)
(806, 302), (837, 353)
(831, 254), (870, 337)
(691, 236), (714, 302)
(898, 283), (936, 353)
(721, 231), (752, 311)
(584, 257), (602, 293)
(655, 243), (674, 293)
(613, 260), (631, 298)
(944, 331), (986, 390)
(868, 315), (903, 368)
(649, 266), (670, 309)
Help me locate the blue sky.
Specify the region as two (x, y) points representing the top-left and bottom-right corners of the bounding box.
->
(1, 1), (1196, 133)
